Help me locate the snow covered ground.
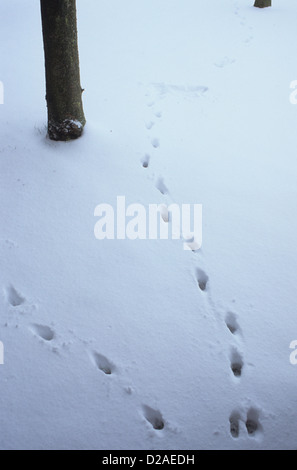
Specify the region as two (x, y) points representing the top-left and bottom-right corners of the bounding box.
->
(0, 0), (297, 450)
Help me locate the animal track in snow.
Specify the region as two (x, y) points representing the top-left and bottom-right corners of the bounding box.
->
(155, 177), (168, 195)
(245, 408), (262, 437)
(151, 138), (160, 149)
(159, 204), (169, 223)
(225, 312), (241, 336)
(30, 324), (55, 341)
(184, 235), (201, 252)
(229, 411), (240, 438)
(91, 351), (115, 375)
(141, 154), (150, 168)
(229, 408), (262, 439)
(5, 285), (25, 307)
(230, 348), (243, 378)
(142, 405), (164, 430)
(195, 268), (209, 292)
(145, 121), (155, 130)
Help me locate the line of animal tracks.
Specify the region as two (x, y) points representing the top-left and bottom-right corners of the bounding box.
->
(140, 81), (263, 443)
(2, 280), (166, 434)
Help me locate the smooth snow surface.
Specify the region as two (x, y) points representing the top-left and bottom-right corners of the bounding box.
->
(0, 0), (297, 449)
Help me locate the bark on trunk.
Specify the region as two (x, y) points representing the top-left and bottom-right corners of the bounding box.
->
(254, 0), (271, 7)
(40, 0), (86, 141)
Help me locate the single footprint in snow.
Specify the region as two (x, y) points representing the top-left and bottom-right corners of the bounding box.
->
(184, 235), (201, 252)
(154, 111), (162, 118)
(141, 154), (150, 168)
(230, 348), (244, 378)
(91, 351), (115, 375)
(229, 411), (241, 438)
(151, 138), (160, 149)
(155, 177), (168, 195)
(5, 285), (25, 307)
(225, 312), (241, 336)
(159, 204), (169, 223)
(30, 324), (55, 341)
(145, 121), (155, 130)
(195, 268), (209, 292)
(142, 405), (164, 430)
(245, 408), (262, 437)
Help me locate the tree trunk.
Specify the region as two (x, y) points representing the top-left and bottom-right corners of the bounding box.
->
(40, 0), (86, 141)
(254, 0), (271, 7)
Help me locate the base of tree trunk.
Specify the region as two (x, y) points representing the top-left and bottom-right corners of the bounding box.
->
(48, 119), (84, 141)
(254, 0), (271, 7)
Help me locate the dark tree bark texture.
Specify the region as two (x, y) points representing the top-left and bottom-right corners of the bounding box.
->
(40, 0), (86, 141)
(254, 0), (271, 7)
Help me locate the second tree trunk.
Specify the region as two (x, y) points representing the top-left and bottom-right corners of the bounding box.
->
(254, 0), (271, 7)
